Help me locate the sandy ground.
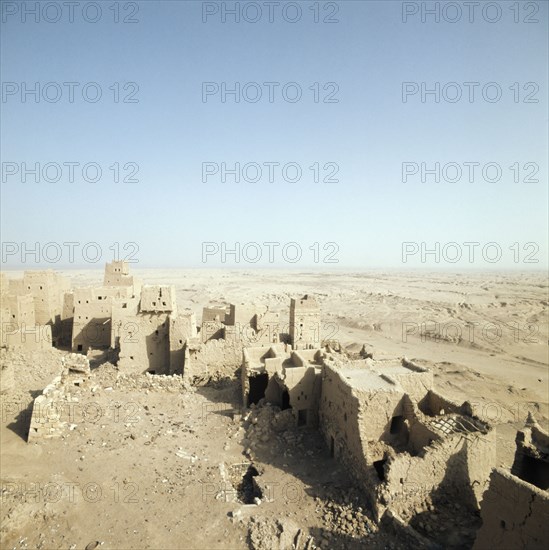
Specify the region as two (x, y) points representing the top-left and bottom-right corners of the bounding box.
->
(1, 269), (547, 549)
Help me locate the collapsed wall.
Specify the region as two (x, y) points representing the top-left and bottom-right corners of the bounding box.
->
(201, 304), (283, 347)
(27, 354), (91, 442)
(511, 413), (549, 489)
(380, 411), (496, 515)
(242, 345), (324, 428)
(473, 469), (549, 549)
(187, 296), (323, 383)
(184, 337), (243, 383)
(473, 415), (549, 549)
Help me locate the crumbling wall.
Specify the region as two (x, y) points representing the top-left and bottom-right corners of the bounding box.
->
(226, 303), (261, 327)
(290, 295), (321, 349)
(254, 310), (282, 345)
(28, 354), (90, 442)
(382, 427), (496, 517)
(418, 390), (464, 417)
(284, 365), (322, 427)
(184, 337), (243, 383)
(118, 313), (170, 374)
(511, 415), (549, 489)
(169, 312), (197, 374)
(140, 285), (176, 313)
(242, 345), (284, 404)
(202, 306), (228, 323)
(473, 468), (549, 549)
(103, 260), (140, 290)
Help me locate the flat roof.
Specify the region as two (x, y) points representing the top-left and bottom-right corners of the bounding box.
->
(374, 360), (414, 375)
(337, 368), (395, 391)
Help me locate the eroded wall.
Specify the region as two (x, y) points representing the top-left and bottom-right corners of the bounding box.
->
(185, 338), (243, 383)
(290, 295), (321, 349)
(473, 468), (549, 550)
(118, 313), (170, 374)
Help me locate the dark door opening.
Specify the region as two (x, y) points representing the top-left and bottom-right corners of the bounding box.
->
(390, 415), (405, 434)
(281, 389), (290, 410)
(248, 373), (269, 406)
(516, 455), (549, 490)
(297, 409), (307, 427)
(77, 344), (83, 352)
(373, 459), (387, 481)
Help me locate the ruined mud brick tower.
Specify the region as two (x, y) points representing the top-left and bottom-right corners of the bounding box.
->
(103, 260), (136, 287)
(290, 295), (321, 350)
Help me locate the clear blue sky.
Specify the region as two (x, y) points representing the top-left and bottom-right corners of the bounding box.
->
(1, 0), (547, 268)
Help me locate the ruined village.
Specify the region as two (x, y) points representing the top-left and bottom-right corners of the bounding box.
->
(0, 262), (547, 550)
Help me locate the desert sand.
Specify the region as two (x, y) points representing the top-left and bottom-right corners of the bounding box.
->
(1, 268), (547, 549)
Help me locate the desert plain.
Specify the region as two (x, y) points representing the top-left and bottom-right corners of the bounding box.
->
(1, 268), (547, 550)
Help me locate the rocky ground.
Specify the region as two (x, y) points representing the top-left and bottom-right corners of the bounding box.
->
(1, 347), (404, 550)
(1, 269), (547, 549)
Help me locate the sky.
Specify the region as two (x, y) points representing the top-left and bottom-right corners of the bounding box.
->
(1, 0), (548, 269)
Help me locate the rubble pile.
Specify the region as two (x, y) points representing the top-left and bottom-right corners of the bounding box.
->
(406, 499), (478, 547)
(318, 500), (375, 540)
(314, 484), (378, 544)
(115, 372), (194, 393)
(27, 354), (91, 441)
(243, 403), (302, 455)
(247, 516), (314, 550)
